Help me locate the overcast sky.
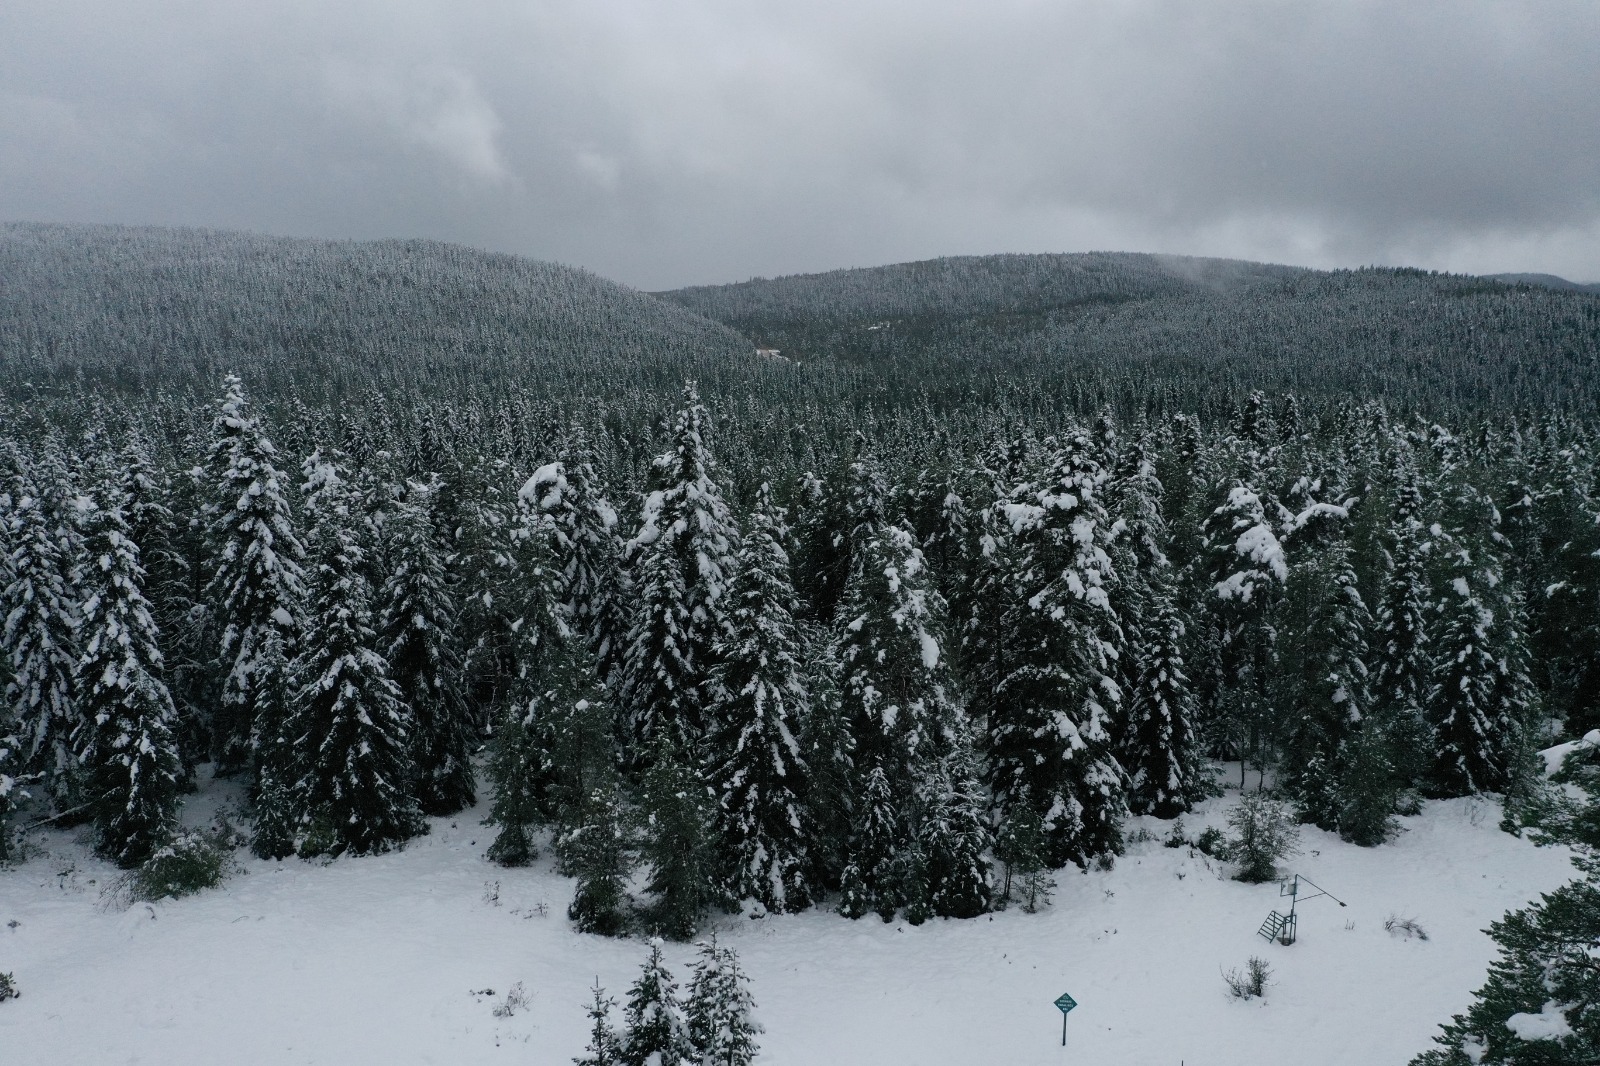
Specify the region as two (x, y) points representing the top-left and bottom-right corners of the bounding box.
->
(3, 1), (1598, 289)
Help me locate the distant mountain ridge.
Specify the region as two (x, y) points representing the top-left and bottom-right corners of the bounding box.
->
(1485, 272), (1600, 294)
(3, 223), (1599, 417)
(0, 221), (751, 395)
(661, 251), (1600, 415)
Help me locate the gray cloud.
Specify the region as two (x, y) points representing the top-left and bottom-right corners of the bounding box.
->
(2, 1), (1597, 288)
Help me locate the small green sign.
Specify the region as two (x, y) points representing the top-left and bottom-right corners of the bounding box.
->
(1054, 992), (1078, 1014)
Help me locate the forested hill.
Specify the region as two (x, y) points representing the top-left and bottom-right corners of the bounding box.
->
(662, 252), (1600, 416)
(0, 222), (752, 397)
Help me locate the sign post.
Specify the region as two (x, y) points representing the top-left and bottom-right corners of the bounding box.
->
(1054, 992), (1078, 1046)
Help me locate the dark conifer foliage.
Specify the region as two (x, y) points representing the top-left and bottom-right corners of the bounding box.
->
(2, 454), (85, 812)
(706, 481), (812, 914)
(989, 431), (1126, 869)
(619, 939), (694, 1066)
(620, 383), (740, 758)
(380, 478), (474, 816)
(284, 452), (422, 856)
(201, 375), (306, 775)
(74, 489), (182, 867)
(1124, 580), (1206, 819)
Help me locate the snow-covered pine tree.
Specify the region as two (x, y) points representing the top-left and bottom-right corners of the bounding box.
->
(574, 980), (622, 1066)
(620, 383), (740, 757)
(3, 450), (86, 814)
(380, 478), (474, 816)
(620, 938), (694, 1066)
(991, 431), (1127, 869)
(200, 374), (306, 775)
(1371, 465), (1437, 794)
(1123, 578), (1208, 818)
(993, 805), (1054, 912)
(1274, 538), (1376, 831)
(706, 481), (812, 915)
(1198, 479), (1288, 785)
(561, 783), (633, 937)
(684, 936), (762, 1066)
(790, 468), (851, 624)
(638, 737), (720, 940)
(1410, 856), (1600, 1066)
(836, 760), (903, 922)
(519, 433), (628, 681)
(1429, 484), (1519, 798)
(798, 626), (854, 892)
(73, 488), (182, 867)
(286, 451), (421, 856)
(833, 453), (964, 905)
(920, 724), (993, 919)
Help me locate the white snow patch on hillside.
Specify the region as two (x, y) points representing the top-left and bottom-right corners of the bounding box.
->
(0, 775), (1578, 1066)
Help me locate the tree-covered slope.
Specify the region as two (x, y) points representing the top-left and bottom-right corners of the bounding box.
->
(662, 253), (1600, 415)
(0, 222), (752, 396)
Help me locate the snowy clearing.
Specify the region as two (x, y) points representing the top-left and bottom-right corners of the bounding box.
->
(0, 775), (1577, 1066)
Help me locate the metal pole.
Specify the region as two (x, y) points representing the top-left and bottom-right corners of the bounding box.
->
(1062, 1011), (1067, 1046)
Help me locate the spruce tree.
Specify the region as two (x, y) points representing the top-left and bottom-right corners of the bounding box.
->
(1429, 505), (1516, 798)
(561, 784), (633, 937)
(638, 738), (720, 940)
(991, 431), (1127, 869)
(286, 452), (421, 856)
(921, 728), (993, 919)
(201, 375), (306, 774)
(380, 479), (474, 816)
(574, 980), (622, 1066)
(1371, 468), (1437, 794)
(620, 383), (740, 757)
(1275, 539), (1375, 830)
(2, 463), (84, 813)
(837, 761), (903, 922)
(520, 434), (627, 679)
(1411, 857), (1599, 1065)
(74, 490), (182, 867)
(684, 937), (762, 1066)
(706, 481), (812, 915)
(620, 939), (694, 1066)
(1124, 580), (1207, 818)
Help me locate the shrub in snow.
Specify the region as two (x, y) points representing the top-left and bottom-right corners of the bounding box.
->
(1411, 856), (1599, 1065)
(1385, 915), (1429, 941)
(0, 971), (17, 1003)
(491, 982), (530, 1018)
(109, 828), (235, 904)
(1223, 956), (1272, 1001)
(1224, 792), (1300, 884)
(1194, 825), (1227, 857)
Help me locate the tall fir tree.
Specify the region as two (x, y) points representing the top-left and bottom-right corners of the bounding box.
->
(285, 451), (421, 856)
(201, 375), (306, 775)
(638, 738), (720, 940)
(620, 383), (740, 757)
(380, 478), (474, 816)
(519, 434), (628, 682)
(2, 457), (85, 813)
(74, 489), (182, 867)
(1274, 538), (1375, 830)
(1123, 579), (1208, 818)
(990, 431), (1127, 869)
(1371, 466), (1437, 793)
(706, 481), (812, 915)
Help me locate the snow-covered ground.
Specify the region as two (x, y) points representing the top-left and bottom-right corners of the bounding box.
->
(0, 774), (1579, 1066)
